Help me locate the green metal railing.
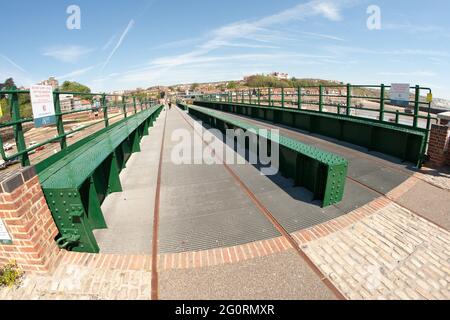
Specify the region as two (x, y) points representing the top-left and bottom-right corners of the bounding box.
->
(195, 84), (437, 155)
(0, 86), (156, 167)
(197, 84), (436, 130)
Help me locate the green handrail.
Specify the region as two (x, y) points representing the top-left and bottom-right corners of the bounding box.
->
(195, 84), (436, 131)
(0, 87), (157, 167)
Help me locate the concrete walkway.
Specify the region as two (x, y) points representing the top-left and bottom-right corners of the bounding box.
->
(93, 109), (167, 254)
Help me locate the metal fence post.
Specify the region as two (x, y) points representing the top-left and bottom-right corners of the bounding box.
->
(268, 88), (272, 107)
(319, 85), (324, 112)
(249, 90), (252, 104)
(413, 85), (420, 128)
(380, 84), (385, 122)
(9, 87), (30, 166)
(102, 94), (109, 127)
(258, 89), (261, 106)
(298, 86), (302, 110)
(281, 87), (285, 108)
(53, 89), (67, 150)
(122, 96), (127, 118)
(133, 97), (137, 114)
(346, 84), (351, 116)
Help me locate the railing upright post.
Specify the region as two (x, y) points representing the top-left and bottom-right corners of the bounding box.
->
(413, 85), (420, 128)
(102, 94), (109, 128)
(133, 97), (137, 114)
(53, 89), (67, 150)
(346, 83), (351, 116)
(380, 84), (385, 122)
(268, 88), (272, 107)
(9, 87), (30, 167)
(241, 91), (244, 104)
(298, 86), (302, 110)
(395, 110), (399, 124)
(281, 87), (285, 108)
(122, 96), (127, 118)
(319, 85), (324, 112)
(258, 89), (261, 106)
(249, 90), (252, 104)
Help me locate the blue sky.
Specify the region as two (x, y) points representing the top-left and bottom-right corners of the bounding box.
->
(1, 0), (450, 98)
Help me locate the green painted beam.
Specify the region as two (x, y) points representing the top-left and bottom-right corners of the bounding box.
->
(181, 102), (348, 207)
(38, 104), (164, 253)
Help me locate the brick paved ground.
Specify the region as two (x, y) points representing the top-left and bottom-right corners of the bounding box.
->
(0, 252), (152, 300)
(417, 166), (450, 191)
(301, 202), (450, 300)
(2, 190), (449, 300)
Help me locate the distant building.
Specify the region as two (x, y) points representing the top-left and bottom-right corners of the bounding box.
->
(38, 77), (59, 89)
(270, 72), (289, 80)
(60, 94), (74, 112)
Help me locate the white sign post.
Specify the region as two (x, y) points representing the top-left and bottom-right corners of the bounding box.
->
(0, 218), (12, 245)
(30, 85), (56, 128)
(390, 83), (410, 107)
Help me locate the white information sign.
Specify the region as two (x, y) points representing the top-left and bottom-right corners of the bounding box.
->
(390, 83), (410, 107)
(0, 218), (12, 245)
(30, 85), (56, 128)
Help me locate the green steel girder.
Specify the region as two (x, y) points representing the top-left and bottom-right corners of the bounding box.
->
(37, 104), (164, 253)
(194, 100), (427, 167)
(181, 102), (348, 207)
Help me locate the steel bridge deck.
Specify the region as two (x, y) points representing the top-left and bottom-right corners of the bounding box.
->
(90, 104), (418, 255)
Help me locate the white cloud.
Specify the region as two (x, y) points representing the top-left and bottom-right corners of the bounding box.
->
(91, 0), (354, 92)
(102, 19), (135, 71)
(324, 45), (449, 57)
(377, 71), (437, 77)
(0, 54), (27, 73)
(314, 2), (343, 21)
(102, 35), (116, 51)
(43, 45), (94, 63)
(300, 31), (344, 41)
(55, 65), (97, 80)
(383, 22), (446, 34)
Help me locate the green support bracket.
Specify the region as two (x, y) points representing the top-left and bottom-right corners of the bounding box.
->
(143, 118), (150, 135)
(107, 153), (122, 193)
(130, 130), (141, 153)
(87, 176), (108, 230)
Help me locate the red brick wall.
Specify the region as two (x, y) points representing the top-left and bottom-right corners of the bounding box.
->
(0, 167), (60, 273)
(427, 124), (450, 167)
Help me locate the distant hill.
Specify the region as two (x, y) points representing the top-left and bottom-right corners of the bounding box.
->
(432, 98), (450, 111)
